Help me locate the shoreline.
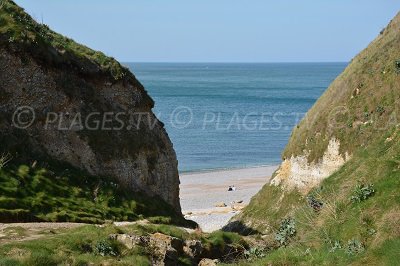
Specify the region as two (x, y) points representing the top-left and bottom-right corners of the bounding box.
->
(179, 165), (278, 232)
(179, 163), (280, 175)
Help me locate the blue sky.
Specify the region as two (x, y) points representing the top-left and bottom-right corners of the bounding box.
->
(14, 0), (400, 62)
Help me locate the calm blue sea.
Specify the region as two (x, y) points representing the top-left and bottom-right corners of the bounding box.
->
(126, 63), (347, 173)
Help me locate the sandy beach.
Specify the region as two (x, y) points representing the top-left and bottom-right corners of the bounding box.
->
(180, 165), (278, 232)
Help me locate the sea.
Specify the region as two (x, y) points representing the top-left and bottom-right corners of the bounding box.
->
(126, 63), (347, 173)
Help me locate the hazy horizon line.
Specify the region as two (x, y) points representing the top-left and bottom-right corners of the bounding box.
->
(122, 61), (348, 64)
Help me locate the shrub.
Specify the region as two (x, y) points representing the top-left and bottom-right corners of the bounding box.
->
(244, 247), (267, 261)
(345, 239), (364, 255)
(306, 195), (323, 212)
(376, 106), (385, 115)
(351, 183), (375, 203)
(275, 218), (296, 246)
(329, 240), (342, 253)
(93, 240), (118, 257)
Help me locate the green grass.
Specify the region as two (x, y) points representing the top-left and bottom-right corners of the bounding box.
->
(228, 128), (400, 265)
(0, 222), (246, 265)
(202, 231), (246, 251)
(0, 0), (128, 80)
(0, 225), (150, 266)
(0, 160), (189, 226)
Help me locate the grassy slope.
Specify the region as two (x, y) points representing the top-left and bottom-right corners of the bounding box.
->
(283, 12), (400, 162)
(0, 159), (189, 226)
(0, 223), (244, 265)
(227, 12), (400, 266)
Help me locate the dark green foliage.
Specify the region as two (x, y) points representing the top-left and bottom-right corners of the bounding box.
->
(275, 218), (296, 246)
(351, 183), (375, 203)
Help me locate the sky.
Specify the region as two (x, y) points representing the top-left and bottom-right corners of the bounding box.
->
(14, 0), (400, 63)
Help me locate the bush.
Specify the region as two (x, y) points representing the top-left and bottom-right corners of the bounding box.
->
(275, 218), (296, 246)
(345, 239), (364, 255)
(306, 195), (323, 212)
(376, 106), (385, 115)
(329, 240), (342, 253)
(244, 247), (267, 261)
(93, 240), (118, 257)
(351, 184), (375, 203)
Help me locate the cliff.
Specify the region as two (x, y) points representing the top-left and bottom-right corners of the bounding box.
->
(0, 1), (180, 213)
(225, 11), (400, 264)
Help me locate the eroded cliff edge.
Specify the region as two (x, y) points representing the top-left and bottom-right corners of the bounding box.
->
(0, 1), (181, 211)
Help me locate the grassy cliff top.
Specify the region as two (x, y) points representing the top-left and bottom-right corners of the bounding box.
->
(0, 0), (128, 80)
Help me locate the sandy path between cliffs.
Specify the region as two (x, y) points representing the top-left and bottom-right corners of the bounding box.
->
(179, 165), (278, 232)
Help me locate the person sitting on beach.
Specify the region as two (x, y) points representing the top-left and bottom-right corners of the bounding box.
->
(228, 185), (236, 191)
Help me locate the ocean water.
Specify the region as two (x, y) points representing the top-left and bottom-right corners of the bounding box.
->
(127, 63), (347, 172)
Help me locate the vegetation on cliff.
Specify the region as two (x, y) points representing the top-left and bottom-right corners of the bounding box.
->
(0, 0), (128, 80)
(0, 156), (188, 226)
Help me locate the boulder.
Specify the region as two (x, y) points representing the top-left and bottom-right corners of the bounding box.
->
(109, 234), (143, 249)
(148, 233), (184, 266)
(183, 239), (203, 258)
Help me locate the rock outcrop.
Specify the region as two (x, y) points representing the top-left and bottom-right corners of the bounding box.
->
(110, 232), (243, 265)
(271, 138), (350, 193)
(0, 2), (180, 211)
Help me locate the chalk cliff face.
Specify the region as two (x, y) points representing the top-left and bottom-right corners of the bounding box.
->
(271, 138), (350, 193)
(0, 2), (180, 211)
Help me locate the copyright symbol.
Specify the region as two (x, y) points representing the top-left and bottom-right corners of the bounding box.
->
(12, 106), (36, 129)
(170, 106), (193, 129)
